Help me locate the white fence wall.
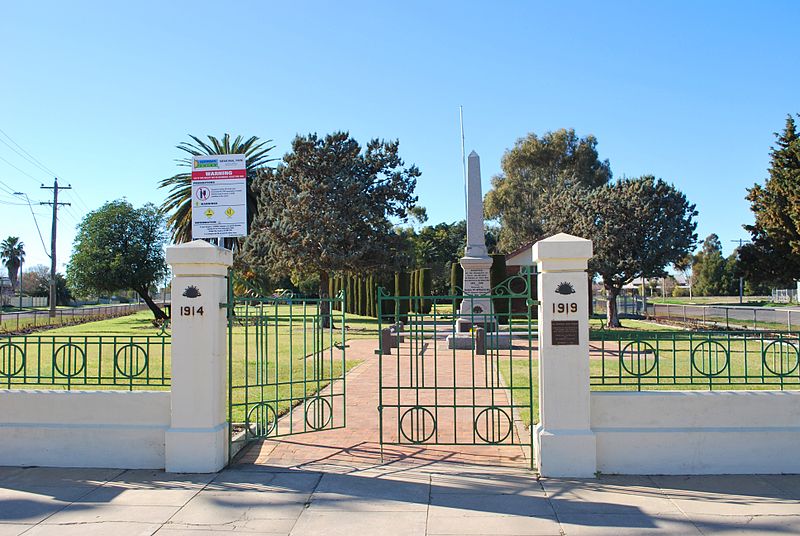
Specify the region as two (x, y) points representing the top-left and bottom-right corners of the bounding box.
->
(0, 390), (170, 468)
(16, 296), (48, 308)
(591, 391), (800, 474)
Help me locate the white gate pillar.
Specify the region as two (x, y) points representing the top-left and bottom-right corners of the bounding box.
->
(165, 240), (232, 473)
(533, 233), (596, 477)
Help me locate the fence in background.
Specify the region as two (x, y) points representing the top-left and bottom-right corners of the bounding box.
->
(0, 303), (149, 333)
(590, 330), (800, 391)
(772, 288), (798, 303)
(593, 297), (800, 330)
(592, 296), (647, 317)
(646, 302), (800, 330)
(0, 335), (171, 390)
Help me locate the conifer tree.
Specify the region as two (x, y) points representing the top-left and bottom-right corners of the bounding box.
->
(740, 114), (800, 285)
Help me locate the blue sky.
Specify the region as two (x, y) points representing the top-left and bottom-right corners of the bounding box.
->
(1, 1), (798, 270)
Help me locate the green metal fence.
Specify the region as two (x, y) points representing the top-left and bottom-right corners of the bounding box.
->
(0, 335), (171, 390)
(228, 290), (348, 457)
(377, 271), (537, 464)
(590, 330), (800, 391)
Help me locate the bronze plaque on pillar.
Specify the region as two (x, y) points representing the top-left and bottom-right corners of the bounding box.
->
(551, 320), (579, 345)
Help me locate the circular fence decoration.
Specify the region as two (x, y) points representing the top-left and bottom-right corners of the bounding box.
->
(0, 343), (25, 378)
(304, 396), (333, 431)
(691, 340), (729, 377)
(53, 343), (86, 378)
(492, 273), (531, 297)
(762, 340), (800, 377)
(114, 343), (148, 379)
(474, 406), (513, 444)
(246, 402), (277, 438)
(619, 340), (658, 377)
(400, 406), (436, 444)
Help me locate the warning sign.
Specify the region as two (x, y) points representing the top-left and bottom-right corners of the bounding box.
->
(191, 154), (247, 239)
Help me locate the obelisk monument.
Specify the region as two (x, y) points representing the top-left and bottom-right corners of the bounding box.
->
(456, 151), (496, 332)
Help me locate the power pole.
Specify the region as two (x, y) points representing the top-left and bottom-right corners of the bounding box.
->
(40, 178), (71, 318)
(731, 238), (751, 305)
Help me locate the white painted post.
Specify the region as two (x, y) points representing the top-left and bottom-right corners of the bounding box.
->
(533, 233), (596, 477)
(165, 240), (232, 473)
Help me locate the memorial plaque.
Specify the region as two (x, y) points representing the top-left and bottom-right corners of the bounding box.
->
(463, 268), (491, 294)
(551, 320), (579, 345)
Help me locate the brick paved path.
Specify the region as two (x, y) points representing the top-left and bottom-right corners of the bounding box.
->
(235, 336), (532, 472)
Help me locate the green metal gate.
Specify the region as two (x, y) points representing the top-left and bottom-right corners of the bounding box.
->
(377, 270), (537, 465)
(228, 280), (347, 459)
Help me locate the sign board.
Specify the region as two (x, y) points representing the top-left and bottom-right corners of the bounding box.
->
(191, 154), (247, 239)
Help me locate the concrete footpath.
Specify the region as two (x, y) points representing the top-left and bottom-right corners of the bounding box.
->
(1, 464), (800, 535)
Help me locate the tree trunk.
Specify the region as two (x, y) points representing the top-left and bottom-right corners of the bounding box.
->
(605, 284), (621, 328)
(135, 286), (168, 321)
(318, 271), (333, 329)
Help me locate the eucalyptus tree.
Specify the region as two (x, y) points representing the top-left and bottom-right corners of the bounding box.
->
(485, 128), (611, 251)
(159, 134), (275, 246)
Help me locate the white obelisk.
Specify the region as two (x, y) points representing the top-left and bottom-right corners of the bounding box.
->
(456, 151), (495, 332)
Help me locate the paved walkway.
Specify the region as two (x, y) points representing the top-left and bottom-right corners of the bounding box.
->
(2, 465), (800, 534)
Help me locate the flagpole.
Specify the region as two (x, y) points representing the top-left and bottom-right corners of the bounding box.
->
(459, 106), (467, 220)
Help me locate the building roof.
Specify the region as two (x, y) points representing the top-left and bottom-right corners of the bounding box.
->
(504, 241), (536, 266)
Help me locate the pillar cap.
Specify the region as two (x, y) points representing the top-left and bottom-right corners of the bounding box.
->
(533, 233), (593, 262)
(166, 240), (233, 267)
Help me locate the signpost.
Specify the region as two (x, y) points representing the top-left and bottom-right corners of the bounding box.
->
(191, 155), (247, 239)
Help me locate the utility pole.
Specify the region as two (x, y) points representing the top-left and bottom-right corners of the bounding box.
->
(731, 239), (751, 305)
(40, 178), (71, 318)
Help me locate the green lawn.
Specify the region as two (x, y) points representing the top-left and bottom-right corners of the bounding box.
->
(0, 305), (146, 334)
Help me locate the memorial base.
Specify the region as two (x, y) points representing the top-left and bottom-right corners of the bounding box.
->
(446, 331), (512, 350)
(456, 318), (497, 333)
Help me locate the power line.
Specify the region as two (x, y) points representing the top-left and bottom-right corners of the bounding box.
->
(13, 192), (50, 257)
(72, 190), (92, 213)
(63, 189), (91, 214)
(0, 127), (58, 177)
(0, 130), (94, 215)
(0, 153), (44, 184)
(0, 177), (19, 195)
(0, 135), (55, 177)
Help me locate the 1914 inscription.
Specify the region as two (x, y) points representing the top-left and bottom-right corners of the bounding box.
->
(551, 320), (579, 345)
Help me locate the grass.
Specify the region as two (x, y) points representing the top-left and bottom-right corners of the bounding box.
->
(499, 358), (538, 429)
(0, 304), (146, 334)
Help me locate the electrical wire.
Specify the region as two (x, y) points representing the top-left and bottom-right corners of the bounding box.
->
(0, 130), (97, 215)
(0, 135), (56, 178)
(71, 190), (92, 213)
(0, 153), (44, 184)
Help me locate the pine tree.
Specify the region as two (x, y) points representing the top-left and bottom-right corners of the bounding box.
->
(740, 114), (800, 285)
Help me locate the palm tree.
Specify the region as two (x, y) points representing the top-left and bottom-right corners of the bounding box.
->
(1, 237), (25, 292)
(159, 134), (275, 246)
